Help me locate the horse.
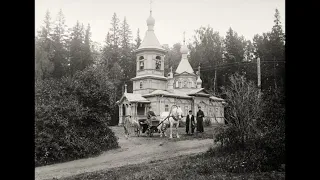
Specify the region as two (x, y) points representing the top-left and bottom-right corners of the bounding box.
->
(123, 115), (140, 139)
(158, 105), (183, 138)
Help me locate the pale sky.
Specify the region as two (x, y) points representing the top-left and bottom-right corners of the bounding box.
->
(35, 0), (285, 47)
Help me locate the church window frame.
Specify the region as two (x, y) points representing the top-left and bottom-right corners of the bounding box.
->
(155, 56), (161, 70)
(139, 56), (144, 70)
(183, 80), (188, 88)
(165, 104), (169, 112)
(140, 81), (143, 89)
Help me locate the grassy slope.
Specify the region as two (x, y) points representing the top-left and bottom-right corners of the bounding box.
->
(54, 126), (284, 180)
(59, 150), (285, 180)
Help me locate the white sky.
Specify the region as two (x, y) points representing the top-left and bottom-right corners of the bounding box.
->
(35, 0), (285, 47)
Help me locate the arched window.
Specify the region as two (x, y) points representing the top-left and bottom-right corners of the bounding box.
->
(139, 56), (144, 70)
(140, 81), (143, 89)
(155, 56), (161, 70)
(140, 61), (144, 70)
(183, 80), (188, 88)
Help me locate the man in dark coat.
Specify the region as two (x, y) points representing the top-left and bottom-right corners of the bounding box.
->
(196, 106), (205, 133)
(186, 110), (195, 135)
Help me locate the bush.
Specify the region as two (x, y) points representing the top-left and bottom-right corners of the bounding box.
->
(35, 67), (119, 167)
(204, 117), (211, 127)
(212, 73), (285, 173)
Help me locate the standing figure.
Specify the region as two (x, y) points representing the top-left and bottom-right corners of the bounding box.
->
(196, 106), (205, 133)
(147, 106), (156, 124)
(186, 110), (195, 135)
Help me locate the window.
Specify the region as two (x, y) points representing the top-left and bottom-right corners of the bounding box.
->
(188, 81), (192, 88)
(140, 61), (144, 70)
(183, 80), (188, 87)
(155, 56), (161, 70)
(140, 81), (143, 89)
(178, 81), (181, 88)
(176, 81), (179, 88)
(165, 105), (169, 112)
(139, 56), (144, 70)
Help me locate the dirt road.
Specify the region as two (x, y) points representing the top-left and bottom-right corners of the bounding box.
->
(35, 127), (214, 180)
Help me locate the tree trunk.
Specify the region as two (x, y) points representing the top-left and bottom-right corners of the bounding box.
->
(213, 70), (217, 95)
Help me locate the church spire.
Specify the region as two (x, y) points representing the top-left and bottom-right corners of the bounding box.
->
(147, 0), (155, 30)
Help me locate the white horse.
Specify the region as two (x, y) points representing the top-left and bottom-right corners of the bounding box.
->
(158, 105), (183, 138)
(123, 115), (140, 139)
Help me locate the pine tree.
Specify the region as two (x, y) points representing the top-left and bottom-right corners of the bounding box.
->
(188, 26), (223, 92)
(135, 28), (141, 49)
(83, 24), (93, 68)
(120, 17), (132, 49)
(224, 27), (246, 63)
(35, 10), (54, 80)
(51, 9), (69, 78)
(101, 32), (112, 68)
(119, 17), (134, 81)
(109, 13), (121, 48)
(69, 20), (85, 76)
(270, 8), (285, 61)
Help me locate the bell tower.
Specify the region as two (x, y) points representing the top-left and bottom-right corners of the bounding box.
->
(131, 4), (167, 95)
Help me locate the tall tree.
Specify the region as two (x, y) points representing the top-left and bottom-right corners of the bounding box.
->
(119, 17), (135, 92)
(189, 26), (224, 93)
(270, 9), (285, 61)
(35, 37), (54, 81)
(135, 28), (141, 49)
(69, 21), (85, 76)
(252, 9), (285, 91)
(224, 27), (246, 63)
(101, 32), (112, 68)
(35, 10), (54, 80)
(120, 17), (132, 49)
(102, 13), (121, 70)
(51, 9), (69, 78)
(83, 24), (93, 68)
(109, 13), (121, 48)
(164, 43), (181, 76)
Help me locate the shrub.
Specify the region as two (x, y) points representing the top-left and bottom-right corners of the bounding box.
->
(35, 67), (119, 167)
(212, 73), (285, 172)
(204, 117), (211, 127)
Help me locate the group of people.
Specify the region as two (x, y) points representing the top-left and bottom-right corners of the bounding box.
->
(144, 105), (205, 135)
(185, 106), (204, 135)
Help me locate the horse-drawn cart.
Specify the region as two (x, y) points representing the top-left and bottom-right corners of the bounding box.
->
(135, 117), (161, 137)
(123, 105), (180, 138)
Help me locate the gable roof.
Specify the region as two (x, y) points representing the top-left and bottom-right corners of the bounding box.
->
(143, 89), (192, 99)
(117, 93), (150, 104)
(175, 56), (195, 75)
(186, 88), (210, 96)
(209, 96), (225, 102)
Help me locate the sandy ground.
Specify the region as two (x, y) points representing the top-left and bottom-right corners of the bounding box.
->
(35, 126), (215, 180)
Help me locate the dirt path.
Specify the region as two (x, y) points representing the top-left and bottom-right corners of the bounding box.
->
(35, 127), (214, 180)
